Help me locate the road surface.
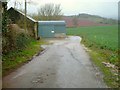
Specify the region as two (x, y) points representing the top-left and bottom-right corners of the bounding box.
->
(3, 36), (107, 88)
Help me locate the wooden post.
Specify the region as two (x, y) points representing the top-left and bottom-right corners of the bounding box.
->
(34, 22), (38, 39)
(24, 0), (27, 33)
(0, 1), (2, 33)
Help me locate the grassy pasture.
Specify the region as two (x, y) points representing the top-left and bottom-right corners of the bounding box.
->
(67, 25), (118, 51)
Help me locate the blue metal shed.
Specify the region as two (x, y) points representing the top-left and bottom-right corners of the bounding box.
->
(38, 21), (66, 38)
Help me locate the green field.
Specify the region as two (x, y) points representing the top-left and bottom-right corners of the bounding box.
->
(67, 25), (118, 51)
(67, 25), (119, 87)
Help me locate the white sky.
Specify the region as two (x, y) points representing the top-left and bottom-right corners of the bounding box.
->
(7, 0), (119, 19)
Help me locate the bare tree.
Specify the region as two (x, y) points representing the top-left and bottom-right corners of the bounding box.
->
(12, 0), (37, 33)
(38, 3), (63, 20)
(13, 0), (22, 9)
(73, 15), (78, 27)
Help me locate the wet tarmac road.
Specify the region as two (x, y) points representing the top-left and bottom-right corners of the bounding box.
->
(3, 36), (107, 88)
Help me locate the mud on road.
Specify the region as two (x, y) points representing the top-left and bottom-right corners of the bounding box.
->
(3, 36), (107, 88)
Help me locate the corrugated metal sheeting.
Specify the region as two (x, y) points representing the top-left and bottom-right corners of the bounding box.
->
(38, 21), (66, 38)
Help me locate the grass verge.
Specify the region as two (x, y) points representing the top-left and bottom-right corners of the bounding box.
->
(81, 39), (119, 88)
(67, 25), (119, 88)
(2, 39), (47, 76)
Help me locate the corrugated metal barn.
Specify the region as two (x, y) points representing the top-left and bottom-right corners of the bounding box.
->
(38, 21), (66, 38)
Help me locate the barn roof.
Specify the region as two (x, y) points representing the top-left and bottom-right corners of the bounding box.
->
(38, 21), (66, 25)
(8, 7), (37, 22)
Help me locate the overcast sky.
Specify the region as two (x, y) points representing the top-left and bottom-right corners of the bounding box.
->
(7, 0), (119, 19)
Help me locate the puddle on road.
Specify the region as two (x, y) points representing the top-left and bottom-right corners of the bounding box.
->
(41, 36), (82, 48)
(68, 36), (82, 42)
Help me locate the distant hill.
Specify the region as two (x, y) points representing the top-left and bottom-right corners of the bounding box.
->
(62, 13), (118, 27)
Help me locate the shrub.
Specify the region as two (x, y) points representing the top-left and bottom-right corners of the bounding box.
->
(2, 24), (34, 54)
(16, 33), (33, 49)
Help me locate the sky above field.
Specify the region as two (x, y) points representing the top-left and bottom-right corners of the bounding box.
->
(7, 0), (119, 19)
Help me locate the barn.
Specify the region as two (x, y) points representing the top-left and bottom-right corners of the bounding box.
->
(7, 7), (66, 38)
(38, 21), (66, 38)
(7, 7), (38, 38)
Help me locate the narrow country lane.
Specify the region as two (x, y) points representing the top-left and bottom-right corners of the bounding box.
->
(3, 36), (107, 88)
